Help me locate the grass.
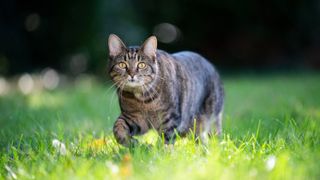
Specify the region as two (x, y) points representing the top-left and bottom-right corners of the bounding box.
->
(1, 73), (320, 179)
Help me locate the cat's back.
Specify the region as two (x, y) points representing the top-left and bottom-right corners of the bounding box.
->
(156, 50), (219, 86)
(171, 51), (204, 61)
(170, 51), (217, 77)
(157, 50), (215, 70)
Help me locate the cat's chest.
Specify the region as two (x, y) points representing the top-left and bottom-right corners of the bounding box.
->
(119, 91), (164, 112)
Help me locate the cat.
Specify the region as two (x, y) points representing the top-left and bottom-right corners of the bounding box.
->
(107, 34), (224, 146)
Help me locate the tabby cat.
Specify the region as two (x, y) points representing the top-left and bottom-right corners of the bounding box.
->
(107, 34), (224, 146)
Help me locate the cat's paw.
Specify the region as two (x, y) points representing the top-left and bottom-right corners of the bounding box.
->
(129, 138), (139, 147)
(164, 144), (174, 151)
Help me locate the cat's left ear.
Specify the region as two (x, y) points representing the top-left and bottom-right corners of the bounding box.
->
(141, 36), (157, 59)
(108, 34), (127, 57)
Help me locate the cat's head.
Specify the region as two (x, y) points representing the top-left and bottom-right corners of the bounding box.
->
(107, 34), (158, 92)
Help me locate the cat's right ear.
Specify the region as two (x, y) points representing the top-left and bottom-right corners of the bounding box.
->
(141, 36), (157, 59)
(108, 34), (126, 57)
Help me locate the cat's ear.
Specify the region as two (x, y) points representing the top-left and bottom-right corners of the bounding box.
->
(108, 34), (126, 57)
(141, 36), (157, 59)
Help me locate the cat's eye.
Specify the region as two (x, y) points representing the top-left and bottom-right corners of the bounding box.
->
(137, 62), (147, 69)
(118, 62), (127, 69)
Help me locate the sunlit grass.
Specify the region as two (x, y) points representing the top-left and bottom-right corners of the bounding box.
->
(0, 73), (320, 179)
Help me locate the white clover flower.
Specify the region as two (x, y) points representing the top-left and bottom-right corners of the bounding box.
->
(52, 139), (67, 155)
(52, 139), (60, 147)
(106, 161), (119, 174)
(265, 155), (276, 171)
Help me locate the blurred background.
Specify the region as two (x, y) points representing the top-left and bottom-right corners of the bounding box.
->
(0, 0), (320, 77)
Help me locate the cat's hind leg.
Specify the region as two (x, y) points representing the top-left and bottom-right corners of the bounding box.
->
(195, 114), (212, 144)
(196, 112), (222, 144)
(197, 91), (224, 143)
(214, 110), (223, 136)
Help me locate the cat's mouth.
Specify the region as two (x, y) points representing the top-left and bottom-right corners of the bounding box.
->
(125, 76), (143, 87)
(126, 80), (142, 87)
(121, 80), (144, 92)
(115, 75), (151, 92)
(126, 76), (142, 88)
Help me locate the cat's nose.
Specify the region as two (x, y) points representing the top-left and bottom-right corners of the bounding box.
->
(127, 70), (134, 78)
(128, 75), (135, 81)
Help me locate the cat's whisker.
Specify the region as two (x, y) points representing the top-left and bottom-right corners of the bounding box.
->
(146, 83), (160, 99)
(118, 81), (126, 103)
(104, 79), (114, 85)
(105, 81), (120, 95)
(107, 80), (125, 109)
(140, 85), (147, 117)
(110, 83), (121, 109)
(107, 83), (119, 109)
(142, 84), (152, 102)
(104, 81), (121, 109)
(108, 91), (116, 110)
(143, 84), (159, 105)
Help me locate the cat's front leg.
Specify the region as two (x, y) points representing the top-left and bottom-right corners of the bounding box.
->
(161, 114), (180, 144)
(113, 117), (137, 147)
(163, 127), (177, 144)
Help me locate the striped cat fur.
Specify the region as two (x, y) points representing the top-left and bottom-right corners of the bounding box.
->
(108, 34), (224, 146)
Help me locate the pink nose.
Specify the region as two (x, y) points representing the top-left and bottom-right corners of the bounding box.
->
(128, 75), (135, 82)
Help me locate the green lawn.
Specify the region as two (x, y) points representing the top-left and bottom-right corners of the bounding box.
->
(1, 73), (320, 179)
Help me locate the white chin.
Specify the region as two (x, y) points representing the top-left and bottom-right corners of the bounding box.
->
(126, 81), (142, 87)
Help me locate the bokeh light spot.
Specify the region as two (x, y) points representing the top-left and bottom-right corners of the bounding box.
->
(70, 53), (88, 75)
(41, 68), (60, 90)
(153, 23), (180, 43)
(18, 74), (34, 94)
(0, 77), (9, 95)
(25, 13), (41, 32)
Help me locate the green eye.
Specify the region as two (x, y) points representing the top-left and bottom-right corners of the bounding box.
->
(118, 62), (127, 69)
(137, 62), (146, 69)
